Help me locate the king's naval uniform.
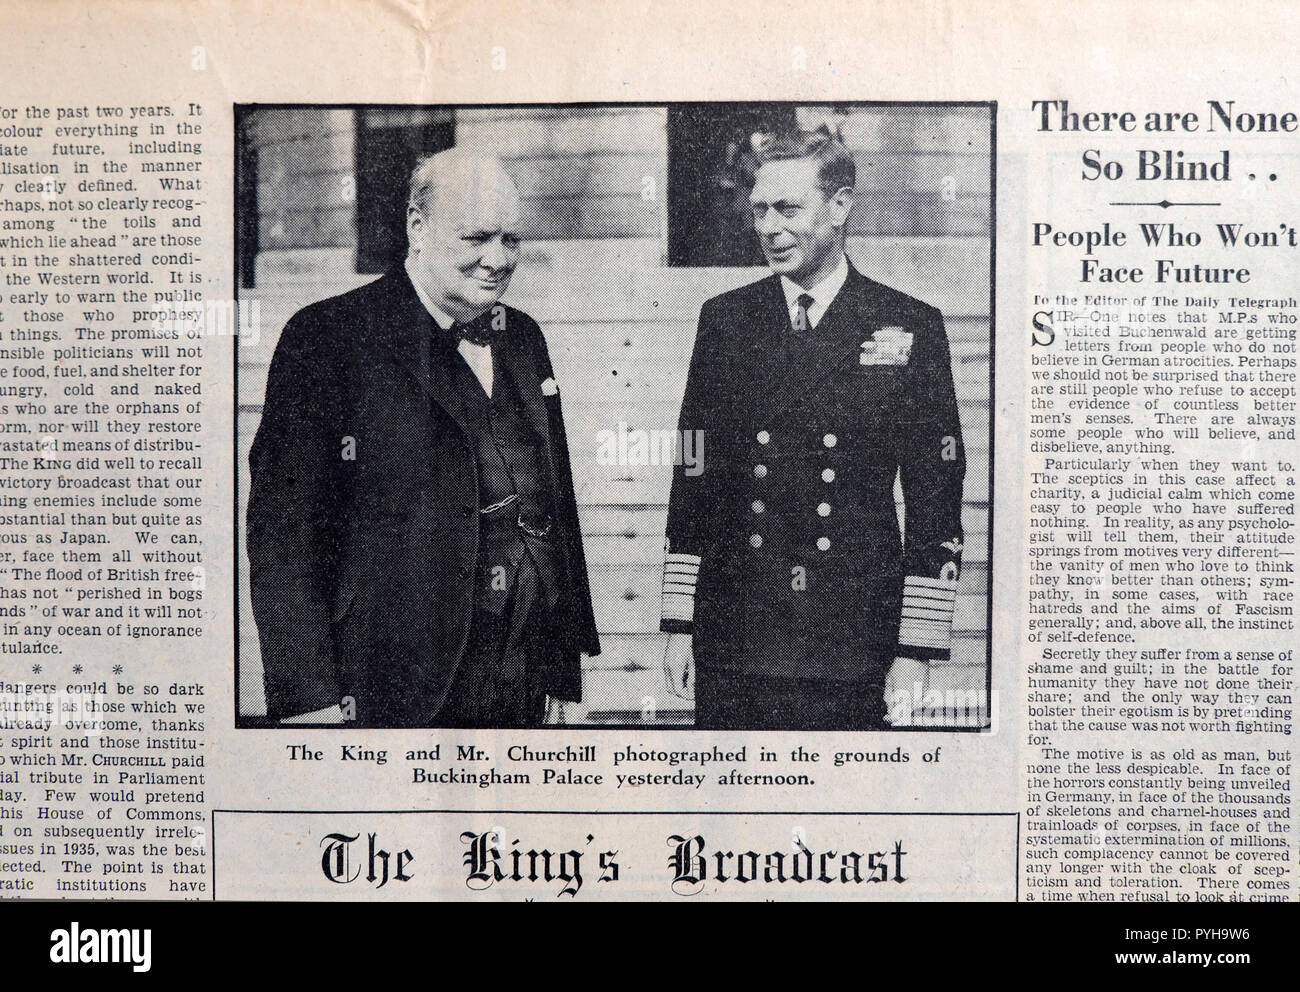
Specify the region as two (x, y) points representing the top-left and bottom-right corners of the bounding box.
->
(660, 257), (966, 730)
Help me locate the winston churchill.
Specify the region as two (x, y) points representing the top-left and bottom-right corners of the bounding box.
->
(247, 150), (600, 728)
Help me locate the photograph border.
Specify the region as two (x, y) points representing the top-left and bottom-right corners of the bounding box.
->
(232, 100), (997, 732)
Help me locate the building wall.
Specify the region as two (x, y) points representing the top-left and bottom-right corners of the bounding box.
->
(236, 105), (991, 724)
(247, 107), (358, 254)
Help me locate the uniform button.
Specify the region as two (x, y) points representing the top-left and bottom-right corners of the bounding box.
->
(756, 430), (770, 445)
(822, 468), (836, 483)
(823, 433), (837, 448)
(817, 537), (831, 551)
(750, 534), (763, 548)
(817, 502), (831, 517)
(459, 506), (473, 518)
(457, 567), (471, 579)
(753, 464), (768, 479)
(751, 500), (765, 514)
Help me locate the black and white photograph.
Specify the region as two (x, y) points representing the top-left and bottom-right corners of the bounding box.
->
(234, 102), (993, 730)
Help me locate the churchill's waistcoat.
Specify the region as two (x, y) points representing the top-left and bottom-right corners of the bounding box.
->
(448, 352), (561, 616)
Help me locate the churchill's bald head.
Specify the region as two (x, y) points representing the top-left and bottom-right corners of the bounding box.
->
(406, 149), (523, 322)
(407, 149), (519, 219)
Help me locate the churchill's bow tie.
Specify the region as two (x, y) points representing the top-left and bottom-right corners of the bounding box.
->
(450, 311), (497, 347)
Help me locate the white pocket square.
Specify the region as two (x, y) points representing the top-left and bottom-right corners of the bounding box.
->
(541, 377), (559, 396)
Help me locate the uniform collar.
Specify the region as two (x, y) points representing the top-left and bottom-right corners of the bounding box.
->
(779, 254), (849, 328)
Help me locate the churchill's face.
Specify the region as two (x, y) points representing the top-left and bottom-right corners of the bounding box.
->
(407, 158), (522, 322)
(750, 156), (851, 288)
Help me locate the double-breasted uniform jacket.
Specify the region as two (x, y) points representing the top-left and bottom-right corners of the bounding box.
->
(660, 263), (966, 685)
(247, 269), (600, 726)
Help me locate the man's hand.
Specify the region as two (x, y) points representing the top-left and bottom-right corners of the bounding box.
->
(282, 704), (345, 725)
(663, 633), (695, 699)
(882, 656), (928, 727)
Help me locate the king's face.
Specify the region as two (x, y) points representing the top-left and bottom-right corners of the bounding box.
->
(749, 157), (841, 287)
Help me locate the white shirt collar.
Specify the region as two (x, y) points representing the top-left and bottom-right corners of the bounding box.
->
(404, 257), (494, 395)
(779, 254), (850, 330)
(404, 256), (457, 331)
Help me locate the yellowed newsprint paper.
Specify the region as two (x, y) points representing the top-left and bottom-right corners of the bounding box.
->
(0, 0), (1293, 936)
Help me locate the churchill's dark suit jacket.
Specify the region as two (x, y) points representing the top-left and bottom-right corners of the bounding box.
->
(247, 269), (599, 726)
(661, 264), (966, 688)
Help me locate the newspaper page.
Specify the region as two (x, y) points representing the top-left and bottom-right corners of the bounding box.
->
(0, 0), (1293, 972)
